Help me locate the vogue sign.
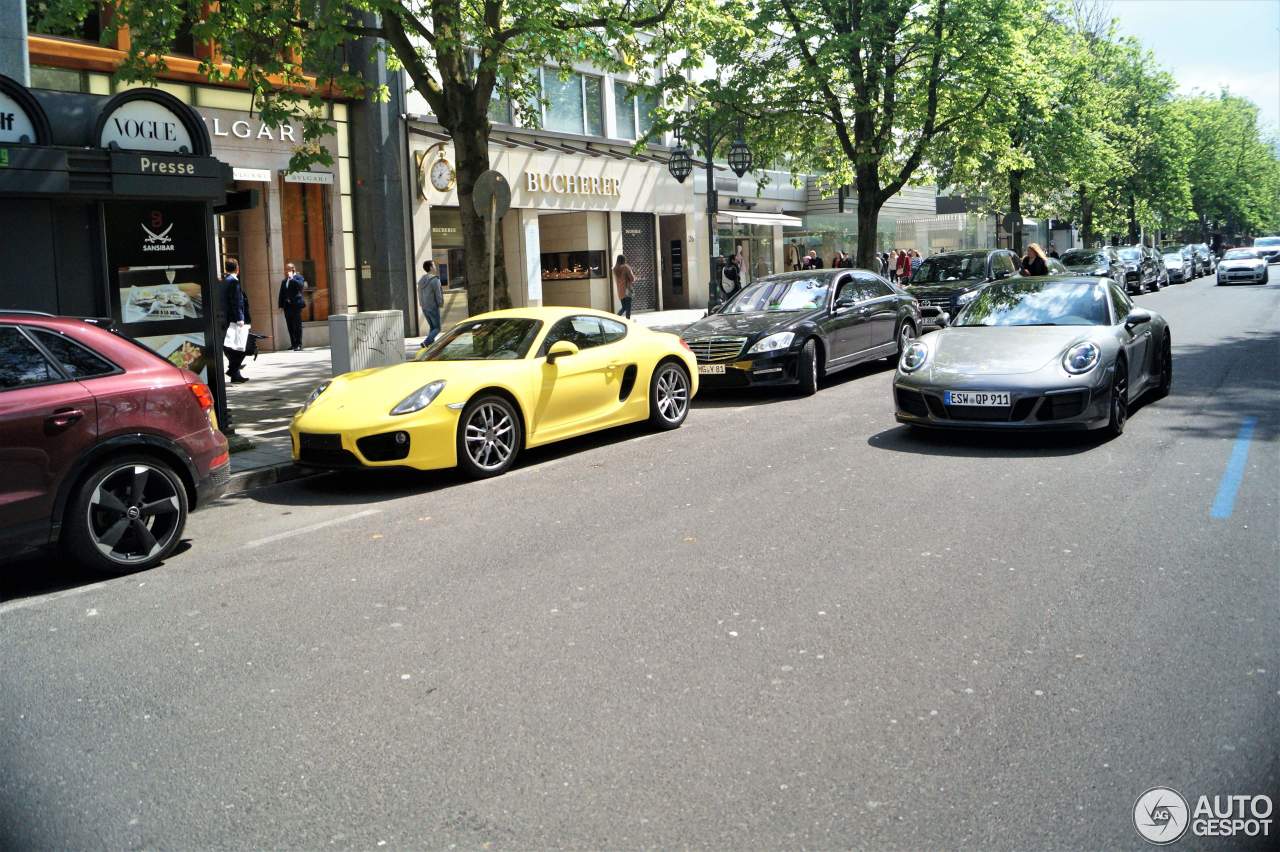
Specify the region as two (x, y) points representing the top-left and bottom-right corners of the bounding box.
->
(99, 100), (194, 153)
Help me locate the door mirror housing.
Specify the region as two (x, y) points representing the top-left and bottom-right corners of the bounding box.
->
(1123, 309), (1152, 327)
(546, 340), (580, 364)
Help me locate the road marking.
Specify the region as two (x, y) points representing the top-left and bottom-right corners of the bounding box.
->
(1210, 416), (1258, 519)
(242, 508), (381, 549)
(0, 580), (111, 616)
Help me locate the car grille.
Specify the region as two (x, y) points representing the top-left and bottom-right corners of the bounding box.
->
(1036, 390), (1089, 421)
(917, 297), (953, 311)
(686, 336), (747, 363)
(298, 432), (362, 468)
(895, 387), (930, 418)
(356, 431), (411, 462)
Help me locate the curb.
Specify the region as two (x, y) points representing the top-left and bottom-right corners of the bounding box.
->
(224, 461), (317, 496)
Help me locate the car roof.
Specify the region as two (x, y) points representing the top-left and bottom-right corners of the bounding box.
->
(0, 312), (112, 331)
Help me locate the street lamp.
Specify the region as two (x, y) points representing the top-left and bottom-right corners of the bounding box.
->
(666, 117), (753, 308)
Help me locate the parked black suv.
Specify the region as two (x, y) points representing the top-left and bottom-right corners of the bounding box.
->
(905, 249), (1021, 329)
(1116, 245), (1160, 294)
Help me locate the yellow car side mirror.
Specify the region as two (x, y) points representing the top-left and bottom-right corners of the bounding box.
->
(546, 340), (579, 364)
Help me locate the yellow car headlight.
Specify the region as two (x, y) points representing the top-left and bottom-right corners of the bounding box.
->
(390, 380), (446, 416)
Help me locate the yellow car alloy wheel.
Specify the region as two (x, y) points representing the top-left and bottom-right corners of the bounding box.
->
(456, 394), (523, 478)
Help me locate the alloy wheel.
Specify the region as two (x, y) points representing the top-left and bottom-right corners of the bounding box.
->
(88, 464), (183, 565)
(655, 365), (689, 423)
(1113, 370), (1128, 431)
(463, 402), (516, 471)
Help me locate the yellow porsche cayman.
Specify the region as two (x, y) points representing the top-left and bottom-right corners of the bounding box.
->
(290, 307), (698, 478)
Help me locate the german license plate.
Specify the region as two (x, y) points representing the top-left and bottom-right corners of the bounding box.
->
(945, 390), (1009, 407)
(698, 364), (725, 375)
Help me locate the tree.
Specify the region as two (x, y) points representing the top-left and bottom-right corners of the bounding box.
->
(718, 0), (1029, 268)
(39, 0), (733, 314)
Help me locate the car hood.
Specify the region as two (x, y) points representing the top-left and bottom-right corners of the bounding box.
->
(925, 326), (1095, 375)
(906, 280), (983, 298)
(681, 310), (810, 339)
(1220, 258), (1263, 269)
(302, 359), (516, 416)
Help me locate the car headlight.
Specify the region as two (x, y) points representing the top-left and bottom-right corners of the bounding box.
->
(900, 340), (929, 372)
(299, 381), (330, 413)
(390, 380), (446, 415)
(1092, 268), (1108, 275)
(747, 332), (795, 354)
(1063, 342), (1100, 374)
(956, 289), (979, 306)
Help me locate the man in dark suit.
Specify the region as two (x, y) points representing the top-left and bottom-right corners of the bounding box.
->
(222, 259), (250, 384)
(277, 262), (307, 351)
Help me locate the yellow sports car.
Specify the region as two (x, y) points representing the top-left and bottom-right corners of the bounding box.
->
(290, 307), (698, 478)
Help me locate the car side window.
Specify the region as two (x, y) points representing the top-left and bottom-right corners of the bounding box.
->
(29, 329), (117, 379)
(1110, 284), (1133, 321)
(597, 317), (628, 344)
(0, 326), (62, 390)
(853, 273), (893, 299)
(990, 253), (1016, 279)
(540, 316), (604, 355)
(833, 275), (859, 306)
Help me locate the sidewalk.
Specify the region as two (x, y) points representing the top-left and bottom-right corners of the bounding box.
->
(220, 307), (704, 490)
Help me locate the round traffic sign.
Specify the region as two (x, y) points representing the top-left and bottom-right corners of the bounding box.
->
(473, 170), (511, 219)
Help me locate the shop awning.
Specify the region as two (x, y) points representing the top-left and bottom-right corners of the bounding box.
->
(717, 211), (804, 227)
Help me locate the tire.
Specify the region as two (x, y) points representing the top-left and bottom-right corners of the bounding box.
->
(1104, 359), (1129, 439)
(796, 338), (820, 396)
(456, 394), (522, 478)
(62, 455), (189, 575)
(648, 360), (691, 430)
(1153, 333), (1172, 399)
(890, 320), (916, 362)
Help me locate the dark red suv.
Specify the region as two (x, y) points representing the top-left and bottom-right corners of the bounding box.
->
(0, 312), (229, 574)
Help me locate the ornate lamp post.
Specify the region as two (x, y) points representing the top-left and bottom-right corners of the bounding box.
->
(667, 119), (753, 307)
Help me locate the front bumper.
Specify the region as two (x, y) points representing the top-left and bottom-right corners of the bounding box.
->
(290, 405), (460, 471)
(695, 351), (800, 389)
(1218, 267), (1267, 284)
(893, 375), (1112, 431)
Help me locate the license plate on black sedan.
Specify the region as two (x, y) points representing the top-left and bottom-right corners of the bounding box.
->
(944, 391), (1009, 407)
(698, 364), (726, 375)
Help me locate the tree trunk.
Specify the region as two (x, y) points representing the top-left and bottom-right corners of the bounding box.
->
(1009, 170), (1024, 255)
(451, 121), (511, 315)
(855, 166), (885, 268)
(1078, 185), (1094, 247)
(1127, 193), (1139, 244)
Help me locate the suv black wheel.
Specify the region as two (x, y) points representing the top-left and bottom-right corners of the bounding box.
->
(63, 455), (189, 575)
(796, 338), (820, 396)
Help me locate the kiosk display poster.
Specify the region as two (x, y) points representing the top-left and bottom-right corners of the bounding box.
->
(104, 201), (216, 383)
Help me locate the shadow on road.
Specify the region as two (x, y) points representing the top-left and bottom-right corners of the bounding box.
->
(0, 541), (193, 605)
(867, 424), (1100, 458)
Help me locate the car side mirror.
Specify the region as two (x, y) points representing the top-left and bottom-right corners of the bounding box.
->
(546, 340), (580, 364)
(834, 298), (856, 313)
(1124, 309), (1151, 327)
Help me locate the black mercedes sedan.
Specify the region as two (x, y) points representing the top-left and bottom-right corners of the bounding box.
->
(1116, 245), (1160, 294)
(904, 249), (1022, 330)
(680, 269), (922, 395)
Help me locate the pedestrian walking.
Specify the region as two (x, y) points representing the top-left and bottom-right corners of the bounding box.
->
(277, 262), (307, 351)
(221, 259), (250, 384)
(416, 260), (444, 347)
(1020, 242), (1050, 276)
(807, 250), (824, 269)
(888, 249), (899, 282)
(614, 254), (636, 319)
(909, 249), (922, 276)
(896, 249), (913, 282)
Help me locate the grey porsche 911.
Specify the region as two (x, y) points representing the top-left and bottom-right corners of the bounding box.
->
(893, 276), (1171, 437)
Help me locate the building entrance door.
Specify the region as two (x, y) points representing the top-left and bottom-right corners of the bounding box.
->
(621, 212), (658, 312)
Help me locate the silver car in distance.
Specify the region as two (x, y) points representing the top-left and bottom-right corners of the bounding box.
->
(893, 276), (1172, 438)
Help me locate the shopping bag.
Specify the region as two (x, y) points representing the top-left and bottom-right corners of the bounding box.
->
(223, 322), (250, 352)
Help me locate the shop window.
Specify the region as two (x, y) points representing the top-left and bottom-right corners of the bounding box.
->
(29, 65), (87, 93)
(541, 250), (605, 281)
(280, 181), (333, 322)
(429, 208), (467, 292)
(27, 1), (101, 42)
(612, 81), (658, 141)
(541, 69), (604, 136)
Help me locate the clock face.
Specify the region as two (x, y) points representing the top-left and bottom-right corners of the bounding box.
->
(430, 158), (455, 191)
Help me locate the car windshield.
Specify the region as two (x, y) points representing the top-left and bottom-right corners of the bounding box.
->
(1254, 237), (1280, 247)
(417, 318), (542, 361)
(1162, 253), (1182, 260)
(910, 253), (986, 283)
(721, 277), (830, 313)
(1117, 248), (1142, 260)
(1060, 250), (1106, 266)
(1223, 249), (1256, 259)
(953, 280), (1111, 327)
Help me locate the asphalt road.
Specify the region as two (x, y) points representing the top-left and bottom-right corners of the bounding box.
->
(2, 273), (1277, 850)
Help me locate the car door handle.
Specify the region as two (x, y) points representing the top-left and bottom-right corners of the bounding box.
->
(46, 408), (84, 429)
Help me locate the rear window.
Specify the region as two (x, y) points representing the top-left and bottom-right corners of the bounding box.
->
(0, 326), (60, 389)
(29, 329), (117, 379)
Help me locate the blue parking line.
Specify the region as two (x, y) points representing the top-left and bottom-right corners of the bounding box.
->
(1210, 417), (1258, 519)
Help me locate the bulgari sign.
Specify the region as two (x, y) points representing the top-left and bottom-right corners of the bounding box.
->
(201, 113), (300, 145)
(524, 171), (622, 197)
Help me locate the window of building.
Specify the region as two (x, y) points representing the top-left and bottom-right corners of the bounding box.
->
(467, 52), (512, 126)
(29, 65), (87, 93)
(541, 69), (603, 136)
(280, 180), (333, 323)
(27, 1), (101, 42)
(612, 80), (658, 141)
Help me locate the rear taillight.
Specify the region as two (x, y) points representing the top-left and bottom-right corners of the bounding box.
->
(188, 382), (214, 411)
